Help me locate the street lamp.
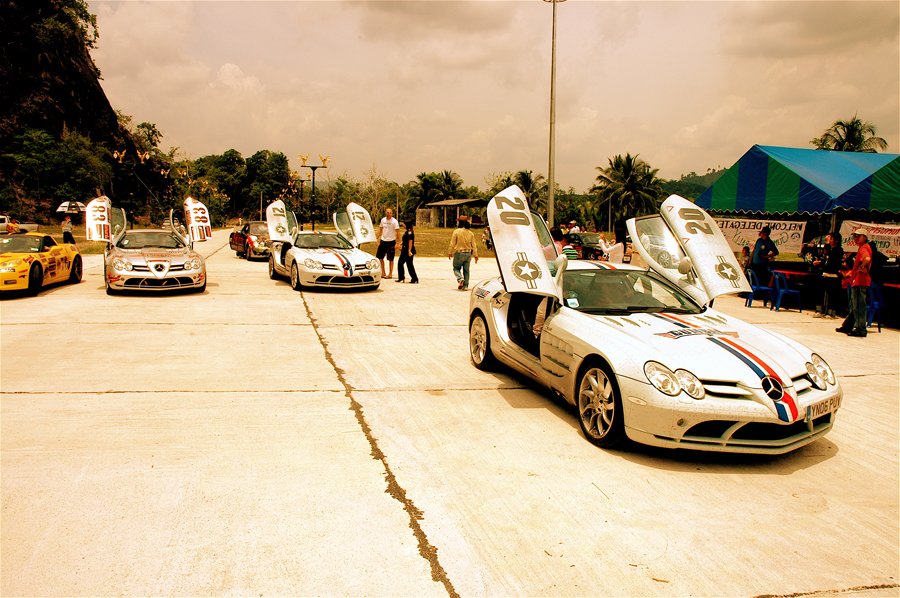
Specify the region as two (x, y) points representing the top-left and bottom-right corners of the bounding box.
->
(299, 154), (329, 231)
(543, 0), (566, 227)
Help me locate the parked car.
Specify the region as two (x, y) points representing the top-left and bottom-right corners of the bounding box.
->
(0, 232), (82, 294)
(266, 200), (381, 291)
(468, 186), (841, 454)
(229, 220), (270, 260)
(86, 195), (209, 295)
(0, 215), (38, 233)
(565, 232), (608, 260)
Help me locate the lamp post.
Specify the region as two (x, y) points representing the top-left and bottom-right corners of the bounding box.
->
(299, 154), (329, 231)
(543, 0), (566, 227)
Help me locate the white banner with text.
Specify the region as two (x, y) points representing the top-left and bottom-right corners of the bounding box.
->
(714, 218), (806, 255)
(839, 220), (900, 257)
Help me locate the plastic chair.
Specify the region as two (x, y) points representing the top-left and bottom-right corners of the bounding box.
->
(745, 269), (772, 308)
(771, 271), (801, 312)
(867, 283), (882, 332)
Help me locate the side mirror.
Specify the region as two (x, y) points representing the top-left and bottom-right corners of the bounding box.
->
(677, 256), (693, 275)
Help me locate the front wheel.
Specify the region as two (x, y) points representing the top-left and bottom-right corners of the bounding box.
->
(290, 262), (303, 291)
(244, 244), (252, 260)
(268, 256), (278, 280)
(469, 313), (497, 370)
(576, 361), (625, 448)
(27, 264), (43, 295)
(68, 255), (83, 284)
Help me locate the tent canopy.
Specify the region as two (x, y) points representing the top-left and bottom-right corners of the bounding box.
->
(697, 145), (900, 214)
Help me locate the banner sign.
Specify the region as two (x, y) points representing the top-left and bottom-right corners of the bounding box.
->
(713, 218), (806, 255)
(839, 220), (900, 257)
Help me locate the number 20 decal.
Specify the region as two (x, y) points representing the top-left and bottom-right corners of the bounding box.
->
(495, 195), (530, 226)
(679, 207), (712, 235)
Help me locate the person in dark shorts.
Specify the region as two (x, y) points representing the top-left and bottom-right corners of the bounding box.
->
(376, 208), (400, 279)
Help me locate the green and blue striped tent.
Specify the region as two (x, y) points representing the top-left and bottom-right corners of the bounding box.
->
(697, 145), (900, 214)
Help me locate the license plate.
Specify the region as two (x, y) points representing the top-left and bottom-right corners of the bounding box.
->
(806, 395), (841, 421)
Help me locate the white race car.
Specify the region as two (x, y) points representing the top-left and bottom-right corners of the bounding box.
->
(266, 200), (381, 291)
(468, 186), (841, 454)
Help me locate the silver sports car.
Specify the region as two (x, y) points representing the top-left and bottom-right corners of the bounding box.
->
(86, 195), (209, 295)
(468, 186), (841, 454)
(266, 200), (381, 291)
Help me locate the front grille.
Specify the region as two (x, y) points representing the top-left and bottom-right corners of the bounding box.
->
(123, 276), (195, 288)
(315, 275), (377, 286)
(677, 412), (835, 449)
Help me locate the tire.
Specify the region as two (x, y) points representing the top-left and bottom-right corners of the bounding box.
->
(244, 244), (252, 260)
(68, 255), (83, 284)
(290, 262), (303, 291)
(106, 284), (116, 295)
(575, 360), (625, 448)
(657, 251), (672, 268)
(195, 280), (207, 293)
(469, 313), (497, 371)
(27, 264), (43, 295)
(268, 256), (278, 280)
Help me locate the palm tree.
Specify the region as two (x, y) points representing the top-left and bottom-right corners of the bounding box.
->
(811, 115), (888, 152)
(434, 170), (463, 202)
(513, 170), (547, 213)
(591, 153), (664, 226)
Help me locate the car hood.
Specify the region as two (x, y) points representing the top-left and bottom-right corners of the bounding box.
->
(293, 247), (374, 264)
(583, 309), (811, 388)
(109, 247), (196, 261)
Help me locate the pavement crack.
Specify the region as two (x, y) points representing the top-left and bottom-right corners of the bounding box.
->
(300, 292), (459, 598)
(754, 583), (900, 598)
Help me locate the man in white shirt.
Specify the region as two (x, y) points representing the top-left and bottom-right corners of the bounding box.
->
(568, 220), (581, 233)
(376, 208), (400, 278)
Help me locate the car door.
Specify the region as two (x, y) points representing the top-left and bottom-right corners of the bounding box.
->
(182, 197), (211, 244)
(266, 200), (299, 270)
(86, 195), (127, 246)
(333, 202), (376, 248)
(627, 194), (750, 305)
(488, 186), (572, 372)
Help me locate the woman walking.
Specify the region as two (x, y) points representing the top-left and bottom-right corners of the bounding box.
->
(396, 221), (418, 283)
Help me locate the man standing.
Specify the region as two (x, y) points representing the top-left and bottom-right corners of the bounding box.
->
(750, 225), (779, 285)
(448, 216), (478, 290)
(376, 208), (400, 279)
(836, 228), (872, 338)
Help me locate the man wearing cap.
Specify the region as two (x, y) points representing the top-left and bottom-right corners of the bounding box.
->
(750, 225), (779, 287)
(836, 228), (872, 337)
(568, 220), (581, 233)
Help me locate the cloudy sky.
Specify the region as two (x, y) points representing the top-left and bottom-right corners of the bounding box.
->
(89, 0), (899, 192)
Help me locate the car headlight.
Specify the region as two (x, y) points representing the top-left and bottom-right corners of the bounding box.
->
(367, 259), (379, 270)
(644, 361), (705, 399)
(112, 258), (132, 271)
(303, 258), (323, 270)
(675, 369), (705, 399)
(806, 353), (835, 389)
(644, 362), (681, 396)
(187, 258), (202, 270)
(0, 259), (22, 272)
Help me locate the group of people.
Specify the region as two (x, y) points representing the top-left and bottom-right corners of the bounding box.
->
(375, 208), (418, 284)
(742, 225), (879, 339)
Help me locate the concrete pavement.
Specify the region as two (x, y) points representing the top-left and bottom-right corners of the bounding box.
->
(1, 229), (897, 596)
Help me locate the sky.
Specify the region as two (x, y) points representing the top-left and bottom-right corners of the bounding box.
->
(88, 0), (900, 192)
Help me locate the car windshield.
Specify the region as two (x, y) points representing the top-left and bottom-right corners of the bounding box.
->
(0, 236), (42, 253)
(561, 269), (702, 314)
(117, 231), (185, 249)
(249, 222), (267, 235)
(580, 233), (601, 245)
(294, 233), (352, 249)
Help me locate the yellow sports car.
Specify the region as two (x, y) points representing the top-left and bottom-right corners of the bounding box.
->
(0, 232), (83, 294)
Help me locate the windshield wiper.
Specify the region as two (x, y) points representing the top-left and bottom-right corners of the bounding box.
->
(624, 306), (664, 313)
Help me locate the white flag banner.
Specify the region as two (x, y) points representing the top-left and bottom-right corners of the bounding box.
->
(839, 220), (900, 257)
